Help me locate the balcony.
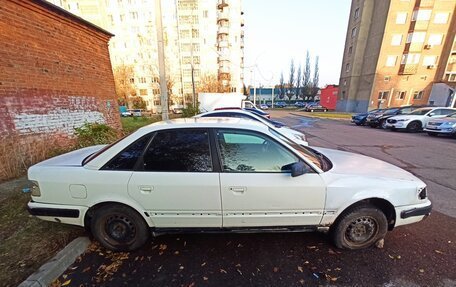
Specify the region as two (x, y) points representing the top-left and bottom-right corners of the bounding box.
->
(217, 26), (229, 35)
(418, 0), (434, 8)
(217, 11), (229, 22)
(407, 42), (424, 52)
(399, 64), (418, 75)
(219, 65), (230, 74)
(217, 52), (230, 63)
(240, 39), (244, 48)
(217, 0), (228, 9)
(241, 18), (244, 27)
(217, 40), (229, 48)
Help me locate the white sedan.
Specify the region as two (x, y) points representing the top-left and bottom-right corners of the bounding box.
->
(195, 109), (308, 146)
(384, 107), (456, 132)
(27, 118), (431, 251)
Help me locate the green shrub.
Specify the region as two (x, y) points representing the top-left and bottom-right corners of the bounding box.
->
(74, 122), (118, 148)
(182, 103), (200, 118)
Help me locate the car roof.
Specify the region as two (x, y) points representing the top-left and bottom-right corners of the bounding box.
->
(198, 109), (261, 117)
(137, 117), (269, 133)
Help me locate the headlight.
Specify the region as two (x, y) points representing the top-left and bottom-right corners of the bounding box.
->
(443, 122), (456, 127)
(418, 187), (427, 200)
(31, 180), (41, 197)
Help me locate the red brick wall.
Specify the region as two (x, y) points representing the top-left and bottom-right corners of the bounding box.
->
(0, 0), (120, 139)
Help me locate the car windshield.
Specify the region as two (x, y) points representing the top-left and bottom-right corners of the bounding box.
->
(384, 108), (399, 115)
(409, 108), (433, 115)
(269, 128), (327, 171)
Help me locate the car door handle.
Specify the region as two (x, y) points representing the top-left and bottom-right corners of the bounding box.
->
(229, 187), (246, 193)
(139, 185), (153, 193)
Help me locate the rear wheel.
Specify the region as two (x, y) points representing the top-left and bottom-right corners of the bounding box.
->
(407, 121), (422, 133)
(331, 206), (387, 250)
(91, 204), (149, 251)
(427, 132), (438, 137)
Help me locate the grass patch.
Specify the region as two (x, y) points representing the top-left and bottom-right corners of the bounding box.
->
(0, 178), (83, 286)
(121, 116), (160, 134)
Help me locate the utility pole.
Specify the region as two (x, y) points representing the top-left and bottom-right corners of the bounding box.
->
(155, 0), (169, 120)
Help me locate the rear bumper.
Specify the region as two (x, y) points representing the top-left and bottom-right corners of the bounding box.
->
(27, 201), (87, 226)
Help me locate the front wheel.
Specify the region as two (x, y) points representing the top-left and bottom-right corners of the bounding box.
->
(331, 206), (387, 250)
(91, 204), (150, 251)
(407, 121), (422, 133)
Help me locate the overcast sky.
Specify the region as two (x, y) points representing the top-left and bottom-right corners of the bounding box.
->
(242, 0), (351, 87)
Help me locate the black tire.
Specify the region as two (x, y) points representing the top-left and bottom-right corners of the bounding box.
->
(407, 121), (422, 133)
(331, 205), (388, 250)
(91, 204), (149, 251)
(427, 132), (438, 137)
(355, 122), (362, 126)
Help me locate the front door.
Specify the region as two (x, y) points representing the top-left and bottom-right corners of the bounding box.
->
(215, 129), (326, 228)
(128, 129), (222, 228)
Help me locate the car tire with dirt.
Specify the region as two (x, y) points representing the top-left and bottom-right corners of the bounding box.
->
(331, 205), (388, 250)
(91, 204), (150, 252)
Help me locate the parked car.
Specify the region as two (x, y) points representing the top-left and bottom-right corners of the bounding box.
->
(196, 109), (307, 146)
(305, 104), (328, 112)
(27, 118), (431, 251)
(303, 102), (319, 109)
(294, 101), (305, 108)
(121, 111), (133, 117)
(366, 106), (428, 128)
(351, 109), (382, 126)
(275, 101), (288, 108)
(259, 104), (269, 110)
(244, 107), (270, 119)
(385, 107), (456, 132)
(129, 109), (143, 117)
(424, 112), (456, 137)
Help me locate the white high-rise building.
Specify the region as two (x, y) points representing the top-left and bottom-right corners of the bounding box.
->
(48, 0), (245, 111)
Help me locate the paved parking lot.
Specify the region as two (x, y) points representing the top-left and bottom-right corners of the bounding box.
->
(55, 112), (456, 287)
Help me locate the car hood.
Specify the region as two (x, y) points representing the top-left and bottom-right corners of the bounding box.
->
(33, 145), (106, 167)
(312, 147), (421, 182)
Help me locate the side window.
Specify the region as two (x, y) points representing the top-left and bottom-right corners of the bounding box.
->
(216, 129), (299, 172)
(142, 129), (212, 172)
(442, 109), (456, 115)
(103, 134), (152, 170)
(399, 107), (412, 114)
(202, 112), (229, 117)
(227, 112), (257, 121)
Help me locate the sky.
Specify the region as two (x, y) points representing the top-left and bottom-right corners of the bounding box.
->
(242, 0), (351, 88)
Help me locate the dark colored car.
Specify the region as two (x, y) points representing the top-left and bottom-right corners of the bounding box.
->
(366, 106), (428, 129)
(243, 107), (270, 119)
(351, 109), (382, 126)
(305, 104), (328, 112)
(274, 101), (288, 108)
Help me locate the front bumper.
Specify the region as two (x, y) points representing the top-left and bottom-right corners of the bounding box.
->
(27, 201), (87, 226)
(384, 121), (408, 129)
(394, 200), (432, 227)
(424, 127), (456, 134)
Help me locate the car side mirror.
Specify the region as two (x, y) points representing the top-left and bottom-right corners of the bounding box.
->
(428, 113), (435, 117)
(290, 162), (307, 177)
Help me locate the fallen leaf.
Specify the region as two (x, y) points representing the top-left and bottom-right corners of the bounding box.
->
(434, 250), (444, 254)
(297, 266), (304, 273)
(299, 279), (305, 285)
(328, 249), (337, 255)
(419, 269), (425, 273)
(237, 243), (243, 248)
(388, 254), (395, 259)
(235, 263), (241, 268)
(179, 266), (185, 270)
(220, 269), (227, 274)
(61, 279), (71, 286)
(335, 267), (342, 271)
(203, 276), (209, 281)
(307, 246), (317, 249)
(174, 251), (180, 255)
(237, 269), (243, 275)
(82, 267), (91, 273)
(331, 277), (338, 282)
(201, 262), (207, 267)
(273, 267), (279, 273)
(304, 261), (309, 265)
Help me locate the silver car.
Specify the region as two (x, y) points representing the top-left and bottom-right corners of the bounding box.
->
(424, 112), (456, 137)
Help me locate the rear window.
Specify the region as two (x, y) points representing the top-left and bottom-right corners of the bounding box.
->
(82, 136), (126, 166)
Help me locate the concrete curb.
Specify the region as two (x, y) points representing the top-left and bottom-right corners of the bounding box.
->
(18, 237), (90, 287)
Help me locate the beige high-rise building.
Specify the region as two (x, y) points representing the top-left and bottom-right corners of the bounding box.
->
(48, 0), (245, 112)
(337, 0), (456, 113)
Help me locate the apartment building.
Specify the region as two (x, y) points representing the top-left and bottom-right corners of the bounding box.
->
(48, 0), (245, 111)
(337, 0), (456, 113)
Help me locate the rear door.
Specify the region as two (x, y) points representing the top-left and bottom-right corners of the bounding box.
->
(215, 129), (326, 228)
(127, 128), (222, 228)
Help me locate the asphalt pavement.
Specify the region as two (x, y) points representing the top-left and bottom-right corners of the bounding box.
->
(54, 111), (456, 287)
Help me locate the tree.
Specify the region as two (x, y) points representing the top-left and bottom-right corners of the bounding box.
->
(311, 56), (320, 96)
(130, 96), (147, 109)
(287, 59), (295, 101)
(302, 51), (311, 100)
(113, 64), (136, 106)
(279, 72), (285, 99)
(295, 64), (302, 100)
(197, 74), (228, 93)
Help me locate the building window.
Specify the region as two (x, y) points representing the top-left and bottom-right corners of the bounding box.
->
(192, 29), (199, 38)
(341, 91), (346, 100)
(130, 78), (135, 83)
(396, 91), (406, 100)
(203, 10), (208, 18)
(401, 53), (421, 64)
(130, 12), (138, 19)
(445, 73), (456, 82)
(396, 12), (408, 24)
(348, 46), (353, 55)
(378, 91), (389, 100)
(422, 56), (437, 66)
(139, 77), (147, 83)
(413, 91), (424, 100)
(351, 27), (357, 38)
(434, 12), (449, 24)
(139, 89), (148, 96)
(384, 76), (391, 81)
(412, 9), (432, 21)
(428, 34), (443, 45)
(343, 79), (347, 86)
(345, 63), (350, 72)
(391, 34), (403, 46)
(406, 32), (426, 43)
(120, 14), (125, 22)
(354, 8), (360, 20)
(386, 56), (398, 67)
